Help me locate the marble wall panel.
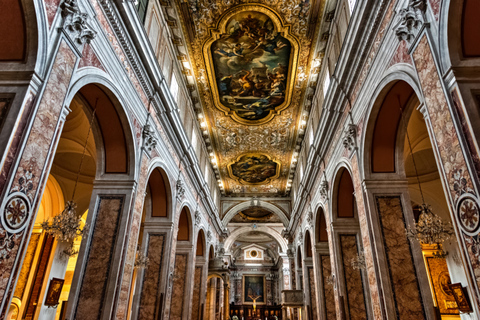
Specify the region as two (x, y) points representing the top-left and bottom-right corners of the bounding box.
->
(0, 41), (75, 308)
(320, 255), (336, 320)
(116, 154), (149, 319)
(340, 235), (367, 320)
(13, 233), (40, 299)
(413, 35), (475, 203)
(308, 267), (318, 320)
(375, 196), (425, 319)
(75, 196), (124, 320)
(429, 0), (441, 21)
(170, 253), (188, 320)
(138, 233), (166, 319)
(351, 155), (382, 318)
(78, 44), (105, 71)
(0, 93), (35, 197)
(44, 0), (61, 26)
(191, 266), (203, 320)
(388, 40), (413, 68)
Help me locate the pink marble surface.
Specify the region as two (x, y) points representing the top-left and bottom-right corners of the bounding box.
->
(0, 41), (76, 308)
(351, 0), (396, 104)
(170, 253), (188, 319)
(75, 196), (123, 320)
(351, 155), (382, 319)
(78, 44), (105, 71)
(308, 267), (318, 320)
(138, 233), (166, 319)
(191, 266), (203, 320)
(0, 92), (35, 197)
(413, 35), (480, 306)
(115, 154), (148, 319)
(376, 196), (424, 319)
(340, 235), (367, 320)
(44, 0), (61, 26)
(388, 40), (413, 68)
(429, 0), (441, 21)
(321, 255), (336, 320)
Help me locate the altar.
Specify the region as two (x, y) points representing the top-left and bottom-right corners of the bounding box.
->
(229, 304), (282, 320)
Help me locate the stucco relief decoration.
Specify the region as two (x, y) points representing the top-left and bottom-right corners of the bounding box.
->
(342, 124), (357, 151)
(174, 1), (324, 195)
(457, 196), (480, 234)
(394, 0), (426, 45)
(1, 194), (30, 233)
(61, 0), (97, 47)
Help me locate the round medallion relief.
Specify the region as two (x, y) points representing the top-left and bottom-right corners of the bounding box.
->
(2, 193), (30, 233)
(458, 196), (480, 234)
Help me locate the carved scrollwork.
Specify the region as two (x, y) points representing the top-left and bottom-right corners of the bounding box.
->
(194, 210), (202, 226)
(142, 122), (157, 153)
(176, 179), (186, 201)
(394, 0), (427, 44)
(342, 124), (357, 151)
(320, 180), (329, 200)
(61, 0), (97, 47)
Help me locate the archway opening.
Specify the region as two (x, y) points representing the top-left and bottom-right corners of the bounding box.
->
(316, 208), (328, 243)
(336, 169), (356, 218)
(197, 230), (206, 256)
(178, 207), (191, 242)
(305, 230), (313, 258)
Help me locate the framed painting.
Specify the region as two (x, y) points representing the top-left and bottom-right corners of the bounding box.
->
(449, 283), (472, 313)
(243, 275), (266, 304)
(44, 278), (64, 307)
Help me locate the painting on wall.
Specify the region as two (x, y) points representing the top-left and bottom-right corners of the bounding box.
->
(228, 153), (280, 184)
(210, 11), (292, 122)
(426, 257), (459, 315)
(243, 275), (265, 304)
(231, 207), (282, 223)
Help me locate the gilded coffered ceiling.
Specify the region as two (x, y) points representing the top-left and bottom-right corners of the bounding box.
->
(172, 0), (326, 196)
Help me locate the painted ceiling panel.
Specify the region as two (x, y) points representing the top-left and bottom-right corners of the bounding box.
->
(172, 0), (325, 196)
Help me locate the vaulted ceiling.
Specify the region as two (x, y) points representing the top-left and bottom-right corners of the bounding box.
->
(171, 0), (326, 196)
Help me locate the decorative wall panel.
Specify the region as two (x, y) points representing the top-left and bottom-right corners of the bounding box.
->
(191, 266), (203, 320)
(170, 253), (188, 319)
(75, 196), (124, 319)
(321, 255), (336, 320)
(375, 196), (424, 319)
(138, 233), (166, 319)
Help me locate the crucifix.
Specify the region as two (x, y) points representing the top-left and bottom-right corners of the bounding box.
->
(248, 293), (262, 312)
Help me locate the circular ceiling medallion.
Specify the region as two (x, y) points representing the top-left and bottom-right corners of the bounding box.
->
(2, 193), (30, 233)
(250, 250), (258, 257)
(457, 195), (480, 234)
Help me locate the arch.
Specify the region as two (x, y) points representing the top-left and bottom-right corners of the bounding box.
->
(196, 229), (206, 256)
(208, 244), (215, 260)
(315, 207), (328, 243)
(304, 230), (313, 257)
(361, 69), (424, 179)
(177, 206), (192, 242)
(221, 200), (289, 226)
(78, 84), (129, 174)
(146, 167), (170, 218)
(334, 168), (356, 219)
(297, 245), (302, 267)
(224, 226), (288, 253)
(369, 80), (415, 173)
(64, 74), (137, 178)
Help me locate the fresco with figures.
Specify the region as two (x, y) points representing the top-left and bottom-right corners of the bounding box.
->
(211, 11), (291, 121)
(228, 153), (279, 184)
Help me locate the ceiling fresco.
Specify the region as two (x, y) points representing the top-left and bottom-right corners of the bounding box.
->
(230, 206), (282, 223)
(175, 0), (325, 196)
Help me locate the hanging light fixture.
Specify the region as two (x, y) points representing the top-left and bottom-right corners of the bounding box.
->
(41, 100), (97, 257)
(400, 99), (454, 258)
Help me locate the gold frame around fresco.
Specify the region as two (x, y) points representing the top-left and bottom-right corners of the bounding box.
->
(202, 4), (300, 126)
(227, 152), (281, 185)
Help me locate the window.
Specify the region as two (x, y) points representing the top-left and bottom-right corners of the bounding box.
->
(348, 0), (357, 14)
(136, 0), (149, 23)
(323, 67), (331, 98)
(170, 73), (179, 103)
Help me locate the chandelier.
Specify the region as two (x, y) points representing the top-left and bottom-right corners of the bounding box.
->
(42, 100), (97, 257)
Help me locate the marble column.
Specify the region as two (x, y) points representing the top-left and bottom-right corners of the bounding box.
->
(224, 281), (229, 320)
(313, 243), (336, 320)
(170, 242), (195, 320)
